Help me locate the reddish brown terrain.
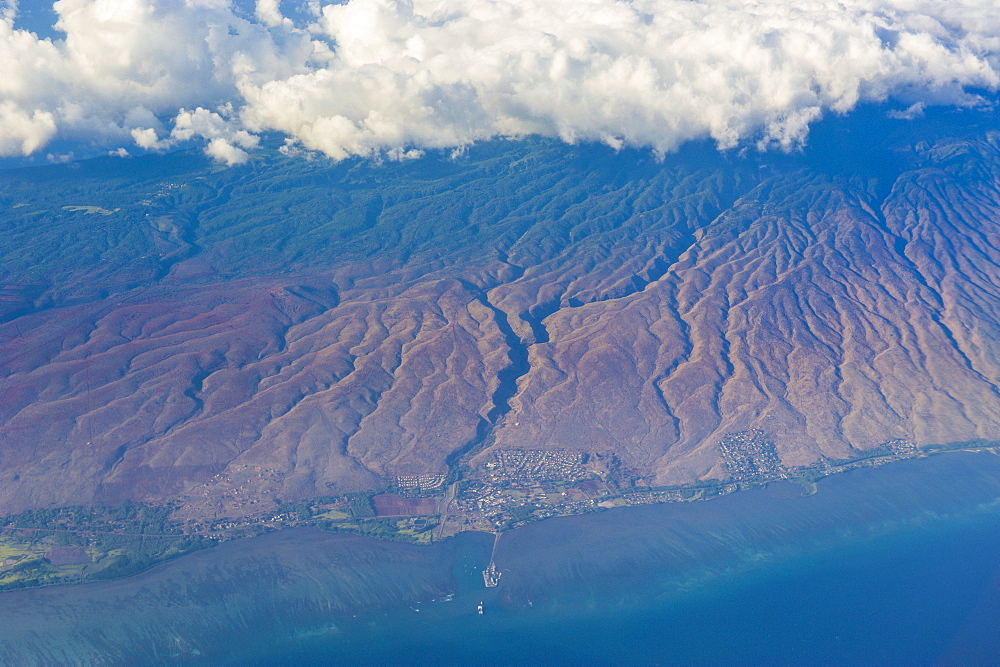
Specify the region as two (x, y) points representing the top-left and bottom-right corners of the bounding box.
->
(1, 119), (998, 518)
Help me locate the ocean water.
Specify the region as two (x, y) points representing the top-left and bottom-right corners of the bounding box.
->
(243, 452), (1000, 665)
(2, 452), (999, 664)
(252, 496), (1000, 665)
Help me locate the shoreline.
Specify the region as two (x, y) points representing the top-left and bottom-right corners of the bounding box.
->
(0, 440), (997, 594)
(2, 449), (999, 662)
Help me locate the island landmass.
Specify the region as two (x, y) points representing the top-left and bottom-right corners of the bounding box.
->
(1, 434), (995, 592)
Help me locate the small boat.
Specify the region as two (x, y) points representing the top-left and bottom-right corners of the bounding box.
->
(477, 602), (484, 615)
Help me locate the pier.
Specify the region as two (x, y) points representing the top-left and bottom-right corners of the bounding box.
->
(483, 532), (502, 587)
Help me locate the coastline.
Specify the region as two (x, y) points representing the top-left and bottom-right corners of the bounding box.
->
(2, 439), (995, 595)
(1, 450), (998, 662)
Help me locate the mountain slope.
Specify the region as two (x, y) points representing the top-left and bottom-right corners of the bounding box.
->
(0, 112), (998, 514)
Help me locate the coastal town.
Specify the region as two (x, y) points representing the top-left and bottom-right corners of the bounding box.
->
(1, 434), (996, 591)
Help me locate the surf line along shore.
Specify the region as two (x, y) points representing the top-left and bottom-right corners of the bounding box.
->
(483, 532), (502, 587)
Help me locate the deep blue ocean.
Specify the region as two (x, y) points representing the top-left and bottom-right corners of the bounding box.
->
(2, 452), (998, 663)
(252, 508), (1000, 665)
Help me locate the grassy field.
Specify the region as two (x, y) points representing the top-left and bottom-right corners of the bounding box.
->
(0, 503), (211, 591)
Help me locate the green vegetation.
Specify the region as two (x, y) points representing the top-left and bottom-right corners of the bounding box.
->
(0, 503), (209, 591)
(0, 433), (995, 594)
(316, 517), (425, 543)
(276, 501), (314, 521)
(347, 494), (376, 518)
(0, 531), (210, 591)
(0, 139), (735, 320)
(5, 503), (181, 535)
(508, 503), (538, 521)
(393, 519), (437, 544)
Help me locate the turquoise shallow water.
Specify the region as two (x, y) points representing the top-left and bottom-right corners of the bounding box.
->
(244, 452), (1000, 665)
(2, 451), (999, 663)
(251, 504), (1000, 665)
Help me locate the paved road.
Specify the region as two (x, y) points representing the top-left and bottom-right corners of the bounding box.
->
(434, 482), (459, 540)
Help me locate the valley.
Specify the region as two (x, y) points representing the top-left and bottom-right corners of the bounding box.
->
(0, 111), (998, 568)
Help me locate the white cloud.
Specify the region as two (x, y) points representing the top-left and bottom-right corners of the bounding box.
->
(0, 0), (998, 162)
(131, 126), (168, 150)
(888, 101), (927, 120)
(255, 0), (289, 28)
(131, 106), (259, 162)
(0, 0), (308, 157)
(1, 0), (15, 24)
(0, 101), (56, 155)
(204, 136), (249, 165)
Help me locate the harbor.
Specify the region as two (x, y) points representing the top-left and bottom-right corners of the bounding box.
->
(483, 532), (502, 587)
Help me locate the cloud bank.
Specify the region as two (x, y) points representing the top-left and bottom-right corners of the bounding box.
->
(1, 0), (999, 162)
